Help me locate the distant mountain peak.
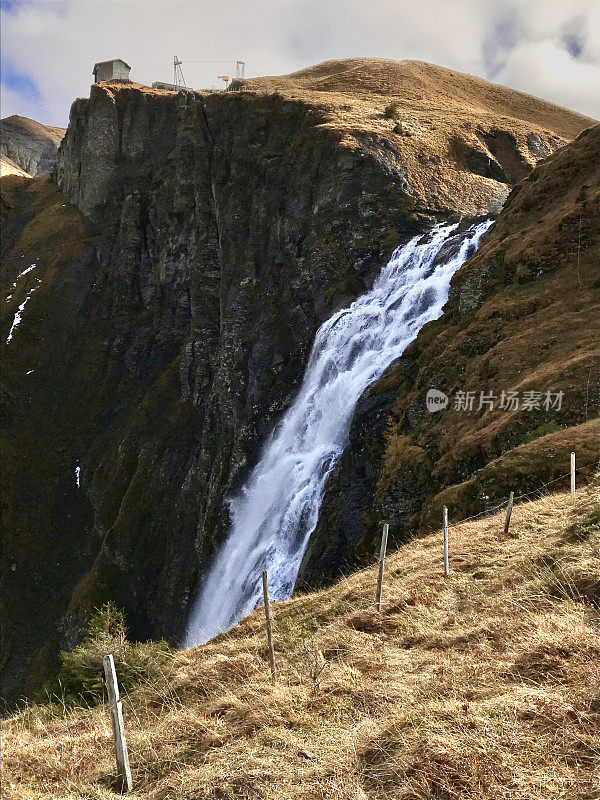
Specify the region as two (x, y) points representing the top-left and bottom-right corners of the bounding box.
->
(0, 114), (66, 176)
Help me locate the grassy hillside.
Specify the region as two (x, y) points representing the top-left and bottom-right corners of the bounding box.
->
(1, 175), (97, 702)
(238, 58), (595, 136)
(3, 481), (599, 799)
(1, 115), (65, 145)
(383, 123), (600, 520)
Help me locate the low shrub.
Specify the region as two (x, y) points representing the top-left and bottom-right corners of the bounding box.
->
(57, 602), (172, 704)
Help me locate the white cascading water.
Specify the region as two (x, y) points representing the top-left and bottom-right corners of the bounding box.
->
(185, 219), (492, 645)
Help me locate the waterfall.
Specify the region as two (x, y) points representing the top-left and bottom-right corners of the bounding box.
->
(185, 219), (492, 646)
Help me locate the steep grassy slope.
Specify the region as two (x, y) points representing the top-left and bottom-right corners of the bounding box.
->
(302, 123), (600, 585)
(0, 115), (65, 176)
(3, 483), (599, 799)
(1, 175), (97, 702)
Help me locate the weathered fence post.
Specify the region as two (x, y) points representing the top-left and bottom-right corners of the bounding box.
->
(571, 452), (576, 501)
(262, 570), (277, 682)
(103, 654), (132, 793)
(504, 491), (514, 536)
(375, 522), (389, 611)
(443, 506), (450, 577)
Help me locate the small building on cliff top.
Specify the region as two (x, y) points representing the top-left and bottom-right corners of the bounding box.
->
(93, 59), (131, 83)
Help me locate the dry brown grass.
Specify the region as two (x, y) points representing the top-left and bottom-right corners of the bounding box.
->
(225, 58), (596, 216)
(3, 483), (599, 799)
(236, 58), (595, 136)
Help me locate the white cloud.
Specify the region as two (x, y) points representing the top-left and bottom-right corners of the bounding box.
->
(582, 1), (600, 61)
(1, 0), (598, 127)
(495, 38), (600, 118)
(500, 0), (593, 40)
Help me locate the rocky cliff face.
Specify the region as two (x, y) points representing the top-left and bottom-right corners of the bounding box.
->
(0, 115), (65, 176)
(0, 63), (594, 703)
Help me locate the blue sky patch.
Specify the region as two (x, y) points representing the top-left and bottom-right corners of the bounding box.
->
(1, 60), (41, 101)
(482, 17), (521, 80)
(1, 0), (22, 12)
(562, 33), (583, 59)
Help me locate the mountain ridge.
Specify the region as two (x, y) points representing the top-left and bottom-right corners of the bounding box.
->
(233, 57), (596, 135)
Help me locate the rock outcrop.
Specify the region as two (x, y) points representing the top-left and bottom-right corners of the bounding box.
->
(0, 61), (594, 703)
(0, 115), (65, 176)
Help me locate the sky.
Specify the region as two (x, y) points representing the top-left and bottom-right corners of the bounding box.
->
(1, 0), (599, 128)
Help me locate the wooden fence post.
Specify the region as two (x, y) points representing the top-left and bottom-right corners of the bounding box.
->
(443, 506), (449, 577)
(262, 570), (277, 682)
(571, 452), (576, 502)
(103, 654), (132, 793)
(504, 491), (514, 536)
(375, 522), (389, 611)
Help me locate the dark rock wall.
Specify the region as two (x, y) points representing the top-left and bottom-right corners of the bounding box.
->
(53, 86), (428, 634)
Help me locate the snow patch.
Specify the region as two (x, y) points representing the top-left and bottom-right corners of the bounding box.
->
(16, 263), (37, 280)
(6, 279), (40, 344)
(6, 263), (38, 305)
